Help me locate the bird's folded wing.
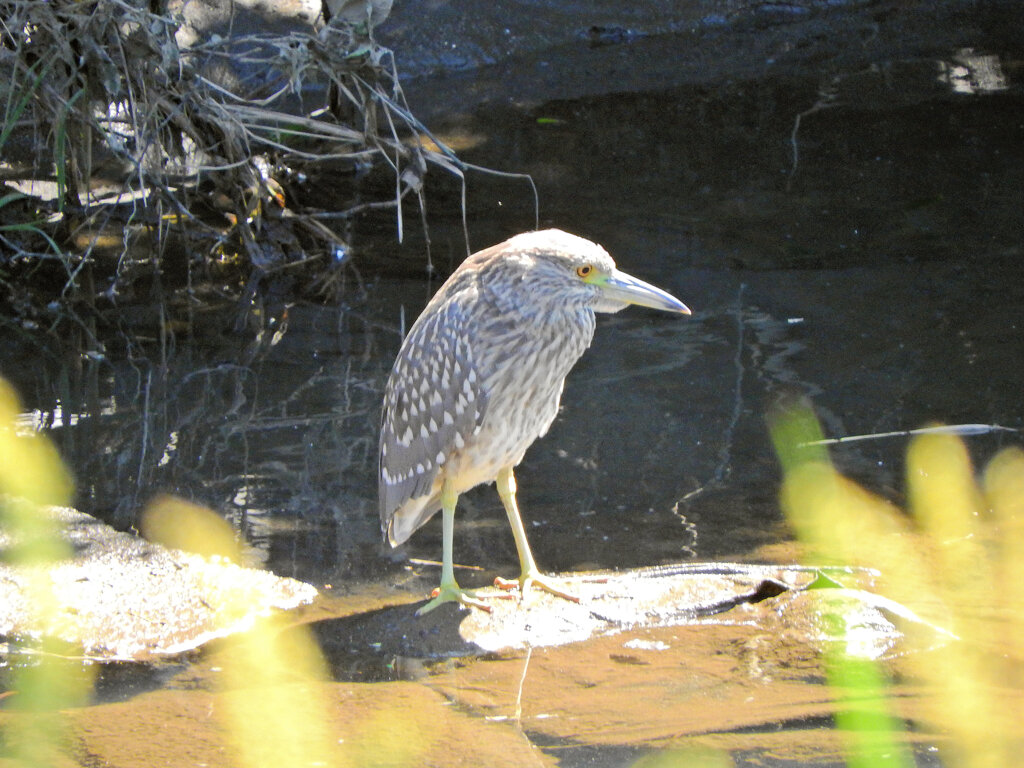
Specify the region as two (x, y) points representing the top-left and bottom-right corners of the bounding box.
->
(379, 299), (488, 527)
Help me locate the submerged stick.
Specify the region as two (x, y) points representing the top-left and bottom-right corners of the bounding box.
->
(802, 423), (1019, 447)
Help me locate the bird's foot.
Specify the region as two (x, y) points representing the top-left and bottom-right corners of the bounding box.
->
(494, 571), (581, 603)
(416, 582), (495, 615)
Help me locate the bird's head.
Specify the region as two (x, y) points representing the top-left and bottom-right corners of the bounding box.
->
(500, 229), (691, 316)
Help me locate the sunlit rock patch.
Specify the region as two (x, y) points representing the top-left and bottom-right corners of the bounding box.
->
(0, 506), (317, 660)
(315, 562), (952, 660)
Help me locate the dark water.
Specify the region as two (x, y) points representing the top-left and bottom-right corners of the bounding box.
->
(7, 44), (1024, 590)
(3, 28), (1024, 767)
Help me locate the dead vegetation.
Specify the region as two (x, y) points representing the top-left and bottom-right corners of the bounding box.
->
(0, 0), (518, 332)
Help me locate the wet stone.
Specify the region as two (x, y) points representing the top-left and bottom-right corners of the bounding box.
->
(0, 506), (318, 661)
(313, 562), (936, 661)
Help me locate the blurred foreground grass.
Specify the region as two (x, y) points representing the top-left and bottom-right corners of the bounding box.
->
(0, 379), (93, 765)
(4, 371), (1022, 767)
(140, 494), (424, 768)
(771, 398), (1024, 768)
(0, 373), (419, 767)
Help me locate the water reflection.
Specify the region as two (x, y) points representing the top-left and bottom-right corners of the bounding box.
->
(938, 48), (1010, 94)
(2, 33), (1023, 768)
(6, 47), (1024, 593)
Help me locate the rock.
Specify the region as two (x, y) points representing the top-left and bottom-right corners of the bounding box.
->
(170, 0), (322, 50)
(0, 506), (318, 661)
(313, 561), (956, 665)
(315, 563), (877, 658)
(457, 563), (800, 652)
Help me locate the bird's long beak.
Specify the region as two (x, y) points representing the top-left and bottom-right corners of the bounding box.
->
(601, 268), (692, 314)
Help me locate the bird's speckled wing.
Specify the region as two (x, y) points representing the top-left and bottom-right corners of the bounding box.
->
(379, 297), (487, 541)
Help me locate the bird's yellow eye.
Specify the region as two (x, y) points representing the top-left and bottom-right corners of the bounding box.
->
(576, 265), (594, 278)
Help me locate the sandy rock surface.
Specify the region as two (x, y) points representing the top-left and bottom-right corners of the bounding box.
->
(0, 506), (317, 660)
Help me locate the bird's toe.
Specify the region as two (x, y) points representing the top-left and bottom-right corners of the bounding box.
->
(494, 572), (581, 603)
(416, 582), (493, 615)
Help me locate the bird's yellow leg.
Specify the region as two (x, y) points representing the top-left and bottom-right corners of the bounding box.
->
(416, 479), (492, 615)
(493, 466), (580, 603)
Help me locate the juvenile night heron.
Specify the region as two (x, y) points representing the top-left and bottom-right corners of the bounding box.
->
(379, 229), (691, 614)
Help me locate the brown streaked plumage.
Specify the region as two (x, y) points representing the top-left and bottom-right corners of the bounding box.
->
(379, 229), (690, 614)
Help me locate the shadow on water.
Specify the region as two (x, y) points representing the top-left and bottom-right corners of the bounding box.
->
(3, 16), (1024, 765)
